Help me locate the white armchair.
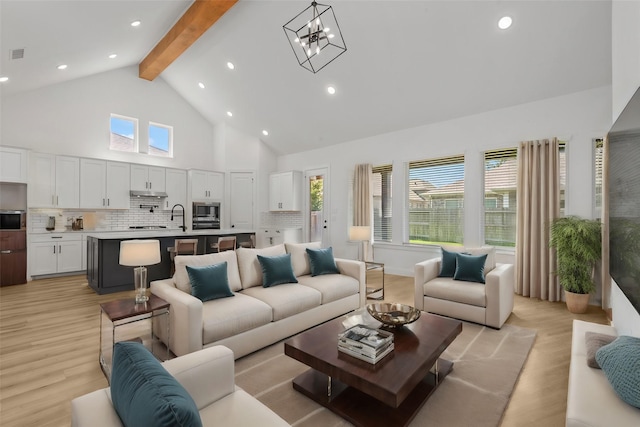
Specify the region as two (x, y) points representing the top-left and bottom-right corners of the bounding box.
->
(71, 346), (290, 427)
(414, 255), (514, 329)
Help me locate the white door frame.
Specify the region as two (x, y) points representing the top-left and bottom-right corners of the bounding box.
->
(304, 167), (330, 246)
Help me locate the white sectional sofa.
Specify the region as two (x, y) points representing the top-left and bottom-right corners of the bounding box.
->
(414, 246), (514, 329)
(566, 320), (640, 427)
(71, 345), (290, 427)
(151, 242), (365, 358)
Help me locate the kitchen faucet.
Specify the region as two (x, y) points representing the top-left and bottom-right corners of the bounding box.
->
(170, 204), (186, 232)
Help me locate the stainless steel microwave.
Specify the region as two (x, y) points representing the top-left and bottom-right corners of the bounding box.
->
(0, 210), (26, 230)
(192, 202), (220, 230)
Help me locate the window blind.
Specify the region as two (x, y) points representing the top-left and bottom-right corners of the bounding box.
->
(372, 164), (392, 242)
(408, 155), (465, 245)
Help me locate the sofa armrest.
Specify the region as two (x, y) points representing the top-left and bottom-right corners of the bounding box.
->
(71, 389), (124, 427)
(162, 346), (236, 411)
(414, 258), (441, 310)
(484, 263), (515, 328)
(150, 279), (204, 357)
(335, 258), (366, 307)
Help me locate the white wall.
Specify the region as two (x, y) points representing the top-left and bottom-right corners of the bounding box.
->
(612, 0), (640, 121)
(1, 66), (217, 171)
(278, 86), (612, 277)
(610, 0), (640, 331)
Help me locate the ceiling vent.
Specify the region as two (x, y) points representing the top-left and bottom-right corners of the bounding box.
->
(10, 48), (24, 60)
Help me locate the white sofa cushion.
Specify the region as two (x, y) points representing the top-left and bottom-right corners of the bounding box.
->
(423, 277), (487, 307)
(285, 241), (322, 276)
(236, 245), (286, 289)
(174, 251), (242, 293)
(202, 293), (273, 345)
(297, 274), (360, 304)
(199, 388), (289, 426)
(242, 283), (322, 321)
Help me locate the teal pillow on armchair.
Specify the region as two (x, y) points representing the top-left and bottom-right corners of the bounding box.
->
(110, 341), (202, 427)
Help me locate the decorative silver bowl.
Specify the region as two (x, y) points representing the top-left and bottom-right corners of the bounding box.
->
(366, 303), (421, 327)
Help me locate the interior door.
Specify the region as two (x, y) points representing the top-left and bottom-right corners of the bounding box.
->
(230, 172), (254, 229)
(305, 168), (329, 246)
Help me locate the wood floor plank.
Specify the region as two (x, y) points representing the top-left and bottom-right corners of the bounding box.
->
(0, 274), (608, 426)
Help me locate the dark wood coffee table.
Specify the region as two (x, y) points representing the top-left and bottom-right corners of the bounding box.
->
(284, 312), (462, 427)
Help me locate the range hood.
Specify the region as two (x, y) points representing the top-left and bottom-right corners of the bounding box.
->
(130, 190), (168, 198)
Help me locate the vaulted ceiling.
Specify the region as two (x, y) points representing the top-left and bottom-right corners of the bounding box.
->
(0, 1), (612, 155)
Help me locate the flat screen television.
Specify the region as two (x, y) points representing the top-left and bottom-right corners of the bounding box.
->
(608, 87), (640, 315)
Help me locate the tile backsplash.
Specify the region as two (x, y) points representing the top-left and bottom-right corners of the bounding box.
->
(260, 211), (303, 228)
(28, 196), (182, 232)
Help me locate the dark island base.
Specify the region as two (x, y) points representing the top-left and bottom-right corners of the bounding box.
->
(292, 358), (454, 427)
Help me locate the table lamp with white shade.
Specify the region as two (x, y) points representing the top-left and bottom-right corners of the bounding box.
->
(119, 239), (161, 304)
(349, 225), (371, 261)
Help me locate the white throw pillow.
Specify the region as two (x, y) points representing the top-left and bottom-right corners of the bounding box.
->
(285, 241), (322, 277)
(173, 251), (242, 293)
(236, 244), (286, 289)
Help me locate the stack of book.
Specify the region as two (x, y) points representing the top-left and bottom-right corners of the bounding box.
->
(338, 324), (394, 364)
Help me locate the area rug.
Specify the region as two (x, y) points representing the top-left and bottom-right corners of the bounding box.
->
(234, 321), (536, 427)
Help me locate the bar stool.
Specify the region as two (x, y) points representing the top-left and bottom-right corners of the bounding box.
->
(210, 236), (236, 253)
(169, 238), (198, 275)
(238, 234), (256, 249)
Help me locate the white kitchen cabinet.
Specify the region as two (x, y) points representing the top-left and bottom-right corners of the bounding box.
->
(30, 233), (83, 276)
(0, 146), (28, 183)
(80, 159), (130, 209)
(190, 170), (224, 201)
(164, 168), (187, 210)
(131, 165), (166, 193)
(257, 228), (302, 248)
(29, 153), (80, 208)
(269, 171), (302, 211)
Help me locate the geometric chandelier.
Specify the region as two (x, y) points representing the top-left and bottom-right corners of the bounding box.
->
(283, 1), (347, 73)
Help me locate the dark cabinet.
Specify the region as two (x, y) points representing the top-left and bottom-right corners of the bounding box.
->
(0, 230), (26, 286)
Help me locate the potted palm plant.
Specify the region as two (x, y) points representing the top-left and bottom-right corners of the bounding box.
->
(549, 216), (602, 313)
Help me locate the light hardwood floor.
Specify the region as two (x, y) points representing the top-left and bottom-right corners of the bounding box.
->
(0, 274), (608, 426)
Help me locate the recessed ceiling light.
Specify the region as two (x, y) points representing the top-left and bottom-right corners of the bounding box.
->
(498, 16), (512, 30)
(327, 86), (336, 95)
(131, 20), (141, 27)
(262, 130), (269, 136)
(226, 111), (233, 117)
(0, 76), (8, 83)
(108, 54), (117, 59)
(227, 62), (235, 70)
(57, 64), (68, 70)
(198, 82), (205, 89)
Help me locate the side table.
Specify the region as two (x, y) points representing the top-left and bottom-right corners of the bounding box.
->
(365, 261), (385, 300)
(99, 294), (170, 382)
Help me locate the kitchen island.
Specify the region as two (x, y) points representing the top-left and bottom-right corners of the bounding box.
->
(86, 229), (254, 294)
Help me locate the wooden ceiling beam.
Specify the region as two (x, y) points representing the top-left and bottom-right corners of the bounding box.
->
(139, 0), (238, 81)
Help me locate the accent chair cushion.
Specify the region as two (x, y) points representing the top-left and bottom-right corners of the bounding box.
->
(186, 262), (234, 302)
(257, 253), (298, 287)
(585, 331), (616, 368)
(285, 241), (322, 276)
(306, 247), (340, 276)
(110, 342), (202, 427)
(438, 247), (458, 277)
(595, 335), (640, 408)
(453, 253), (487, 283)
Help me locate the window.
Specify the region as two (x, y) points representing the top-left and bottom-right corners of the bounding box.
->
(560, 142), (566, 216)
(408, 155), (465, 245)
(484, 148), (517, 247)
(594, 138), (603, 217)
(149, 122), (173, 158)
(109, 114), (138, 152)
(372, 165), (392, 242)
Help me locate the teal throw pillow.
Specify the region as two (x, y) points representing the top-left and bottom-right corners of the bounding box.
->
(257, 253), (298, 287)
(595, 335), (640, 408)
(186, 262), (234, 302)
(306, 247), (340, 276)
(438, 247), (458, 277)
(453, 253), (487, 283)
(111, 342), (202, 427)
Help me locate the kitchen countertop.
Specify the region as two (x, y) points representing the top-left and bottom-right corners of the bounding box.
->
(84, 229), (256, 239)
